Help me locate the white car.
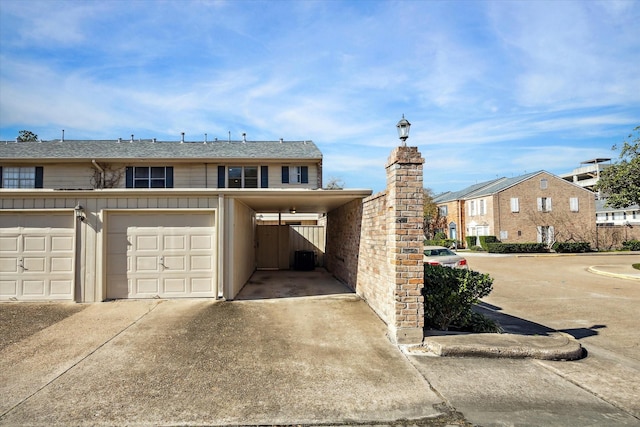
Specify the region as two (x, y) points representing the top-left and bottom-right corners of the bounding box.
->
(423, 246), (468, 269)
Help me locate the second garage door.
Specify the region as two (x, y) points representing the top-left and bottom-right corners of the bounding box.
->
(106, 212), (216, 299)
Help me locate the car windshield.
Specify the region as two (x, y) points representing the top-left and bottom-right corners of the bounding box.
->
(424, 248), (455, 257)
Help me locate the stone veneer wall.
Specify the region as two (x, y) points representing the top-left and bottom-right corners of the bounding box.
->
(326, 146), (425, 344)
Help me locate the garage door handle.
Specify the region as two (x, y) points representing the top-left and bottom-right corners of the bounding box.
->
(18, 259), (27, 271)
(159, 257), (166, 270)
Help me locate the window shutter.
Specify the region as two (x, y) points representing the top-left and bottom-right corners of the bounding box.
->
(217, 166), (225, 188)
(126, 167), (134, 188)
(35, 166), (44, 188)
(165, 167), (174, 188)
(570, 197), (579, 212)
(547, 198), (552, 211)
(261, 166), (269, 188)
(537, 198), (542, 212)
(510, 197), (519, 213)
(0, 167), (3, 188)
(301, 166), (308, 184)
(281, 166), (289, 184)
(536, 226), (542, 243)
(549, 226), (555, 244)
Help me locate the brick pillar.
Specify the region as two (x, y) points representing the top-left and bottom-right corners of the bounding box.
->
(386, 146), (425, 344)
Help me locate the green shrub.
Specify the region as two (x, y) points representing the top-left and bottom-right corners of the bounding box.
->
(470, 245), (485, 252)
(465, 236), (477, 249)
(622, 240), (640, 251)
(434, 231), (447, 240)
(552, 242), (591, 253)
(478, 236), (499, 250)
(487, 243), (548, 253)
(455, 312), (504, 333)
(422, 265), (494, 331)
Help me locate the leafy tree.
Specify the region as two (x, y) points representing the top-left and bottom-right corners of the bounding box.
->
(17, 130), (38, 142)
(423, 188), (447, 239)
(595, 126), (640, 208)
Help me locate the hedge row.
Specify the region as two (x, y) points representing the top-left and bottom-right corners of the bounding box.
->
(424, 239), (457, 248)
(487, 243), (548, 253)
(552, 242), (592, 253)
(622, 240), (640, 251)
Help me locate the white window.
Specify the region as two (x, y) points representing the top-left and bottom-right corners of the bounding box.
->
(537, 197), (552, 212)
(570, 197), (579, 212)
(469, 201), (476, 216)
(2, 166), (36, 188)
(438, 206), (448, 216)
(540, 179), (548, 190)
(479, 199), (486, 215)
(510, 197), (520, 213)
(500, 230), (508, 240)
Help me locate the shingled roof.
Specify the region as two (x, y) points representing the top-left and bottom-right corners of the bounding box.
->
(433, 171), (547, 202)
(0, 139), (323, 161)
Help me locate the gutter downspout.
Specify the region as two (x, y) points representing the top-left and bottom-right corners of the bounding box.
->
(91, 160), (105, 188)
(217, 194), (225, 299)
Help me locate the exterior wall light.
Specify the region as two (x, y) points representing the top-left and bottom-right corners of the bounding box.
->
(396, 114), (411, 146)
(75, 204), (85, 221)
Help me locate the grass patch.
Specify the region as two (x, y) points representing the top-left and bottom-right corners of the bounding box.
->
(633, 263), (640, 271)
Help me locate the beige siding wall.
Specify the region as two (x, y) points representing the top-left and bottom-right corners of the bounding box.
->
(290, 225), (326, 267)
(227, 199), (256, 299)
(14, 161), (321, 190)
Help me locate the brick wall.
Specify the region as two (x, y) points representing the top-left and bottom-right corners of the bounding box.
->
(326, 146), (425, 344)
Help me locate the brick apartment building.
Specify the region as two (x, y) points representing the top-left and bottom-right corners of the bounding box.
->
(434, 171), (596, 247)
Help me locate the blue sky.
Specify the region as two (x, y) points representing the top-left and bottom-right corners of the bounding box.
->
(1, 0), (638, 194)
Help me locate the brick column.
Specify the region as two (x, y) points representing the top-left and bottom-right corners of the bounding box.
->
(386, 146), (425, 344)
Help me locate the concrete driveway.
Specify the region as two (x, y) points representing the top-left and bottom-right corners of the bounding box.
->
(0, 273), (452, 426)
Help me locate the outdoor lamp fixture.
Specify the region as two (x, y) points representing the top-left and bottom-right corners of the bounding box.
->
(74, 204), (85, 222)
(290, 207), (296, 214)
(396, 114), (411, 146)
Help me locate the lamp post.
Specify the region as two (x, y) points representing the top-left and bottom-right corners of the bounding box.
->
(396, 114), (411, 146)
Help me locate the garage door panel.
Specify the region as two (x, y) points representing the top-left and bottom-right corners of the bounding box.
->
(164, 235), (185, 250)
(136, 256), (160, 272)
(23, 257), (45, 272)
(23, 280), (46, 296)
(51, 257), (73, 272)
(0, 281), (17, 296)
(107, 212), (217, 299)
(0, 258), (18, 273)
(1, 236), (19, 252)
(136, 278), (159, 294)
(136, 235), (159, 251)
(50, 280), (73, 295)
(164, 256), (185, 271)
(52, 236), (74, 251)
(191, 255), (211, 270)
(24, 236), (46, 252)
(164, 278), (186, 293)
(191, 278), (213, 293)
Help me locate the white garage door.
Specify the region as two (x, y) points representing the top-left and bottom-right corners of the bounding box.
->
(0, 212), (75, 301)
(106, 212), (216, 299)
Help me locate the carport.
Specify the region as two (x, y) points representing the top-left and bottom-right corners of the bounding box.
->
(218, 188), (371, 300)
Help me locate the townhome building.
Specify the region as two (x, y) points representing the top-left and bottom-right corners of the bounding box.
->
(434, 171), (596, 247)
(0, 137), (370, 302)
